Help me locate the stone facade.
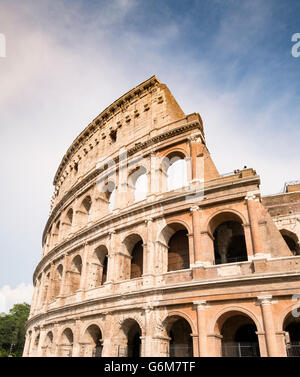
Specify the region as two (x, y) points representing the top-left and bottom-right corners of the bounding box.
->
(23, 76), (300, 357)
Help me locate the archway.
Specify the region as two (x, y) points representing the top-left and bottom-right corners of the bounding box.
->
(52, 264), (63, 300)
(162, 152), (188, 192)
(44, 331), (53, 357)
(119, 319), (142, 357)
(88, 246), (108, 288)
(79, 195), (92, 226)
(218, 313), (260, 357)
(59, 328), (73, 357)
(164, 316), (193, 357)
(280, 230), (300, 255)
(122, 234), (144, 280)
(209, 212), (247, 264)
(82, 324), (103, 357)
(69, 255), (82, 294)
(283, 313), (300, 357)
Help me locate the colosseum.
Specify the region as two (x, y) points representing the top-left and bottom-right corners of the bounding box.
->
(23, 76), (300, 357)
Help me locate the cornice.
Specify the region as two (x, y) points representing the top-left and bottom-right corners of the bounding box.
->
(25, 270), (300, 331)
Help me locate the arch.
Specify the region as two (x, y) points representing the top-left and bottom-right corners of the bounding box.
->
(128, 165), (148, 203)
(32, 332), (40, 355)
(66, 208), (73, 225)
(211, 307), (261, 357)
(208, 211), (248, 265)
(162, 314), (193, 357)
(58, 327), (74, 357)
(280, 229), (300, 255)
(122, 233), (144, 280)
(119, 318), (142, 357)
(215, 310), (260, 357)
(162, 310), (197, 334)
(69, 254), (82, 294)
(78, 195), (92, 227)
(162, 151), (188, 192)
(44, 331), (54, 357)
(52, 264), (63, 299)
(211, 306), (263, 334)
(89, 245), (108, 288)
(283, 311), (300, 356)
(82, 324), (103, 357)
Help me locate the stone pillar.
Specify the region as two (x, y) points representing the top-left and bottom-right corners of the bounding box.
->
(190, 206), (202, 263)
(23, 331), (31, 356)
(79, 243), (90, 297)
(106, 231), (116, 283)
(193, 300), (208, 356)
(37, 326), (46, 357)
(46, 263), (55, 308)
(188, 132), (204, 183)
(143, 306), (153, 356)
(245, 193), (263, 255)
(257, 295), (279, 356)
(60, 254), (71, 297)
(148, 152), (159, 198)
(143, 218), (155, 286)
(72, 319), (82, 357)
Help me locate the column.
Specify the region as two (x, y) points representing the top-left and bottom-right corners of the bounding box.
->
(60, 254), (70, 297)
(257, 295), (279, 356)
(106, 231), (116, 283)
(190, 206), (202, 263)
(79, 242), (89, 295)
(72, 318), (82, 357)
(245, 193), (263, 255)
(143, 306), (153, 356)
(143, 218), (155, 286)
(193, 300), (208, 356)
(46, 263), (55, 308)
(188, 132), (204, 182)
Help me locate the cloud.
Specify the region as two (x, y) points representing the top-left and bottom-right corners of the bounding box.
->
(0, 284), (34, 314)
(0, 0), (299, 289)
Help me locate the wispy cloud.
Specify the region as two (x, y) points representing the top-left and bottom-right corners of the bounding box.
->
(0, 0), (299, 291)
(0, 284), (33, 313)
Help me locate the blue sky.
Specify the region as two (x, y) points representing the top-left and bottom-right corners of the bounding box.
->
(0, 0), (299, 311)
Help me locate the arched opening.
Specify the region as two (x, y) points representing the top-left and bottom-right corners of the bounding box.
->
(44, 331), (53, 357)
(280, 230), (300, 255)
(103, 181), (116, 212)
(88, 246), (108, 288)
(79, 196), (92, 226)
(59, 328), (73, 357)
(163, 153), (188, 192)
(69, 255), (82, 294)
(134, 170), (147, 203)
(218, 313), (260, 357)
(119, 319), (142, 357)
(131, 240), (143, 279)
(52, 264), (63, 300)
(41, 272), (50, 305)
(122, 234), (144, 280)
(82, 325), (103, 357)
(168, 229), (190, 271)
(33, 333), (40, 356)
(164, 316), (193, 357)
(209, 212), (247, 265)
(66, 208), (73, 225)
(283, 313), (300, 357)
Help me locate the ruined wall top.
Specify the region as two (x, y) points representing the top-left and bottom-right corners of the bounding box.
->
(51, 75), (195, 207)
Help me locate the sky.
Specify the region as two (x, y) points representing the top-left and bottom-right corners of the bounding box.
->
(0, 0), (299, 312)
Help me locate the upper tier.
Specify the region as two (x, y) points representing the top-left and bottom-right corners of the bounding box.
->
(51, 76), (194, 208)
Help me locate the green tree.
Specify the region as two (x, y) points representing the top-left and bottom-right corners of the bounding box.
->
(0, 303), (30, 357)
